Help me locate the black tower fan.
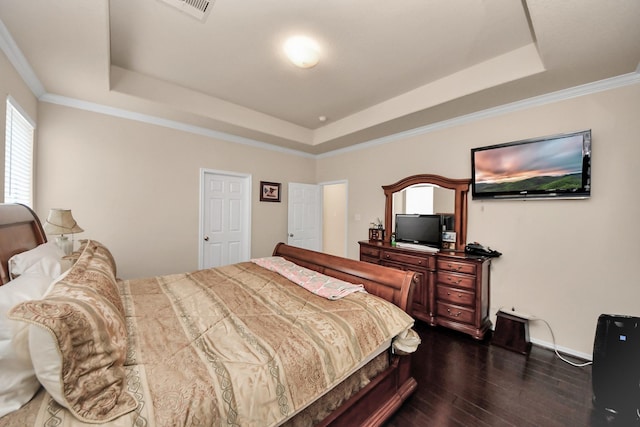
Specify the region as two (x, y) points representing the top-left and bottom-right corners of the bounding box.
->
(592, 314), (640, 419)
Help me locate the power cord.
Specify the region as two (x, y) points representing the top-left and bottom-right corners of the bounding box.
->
(533, 317), (592, 367)
(496, 307), (592, 367)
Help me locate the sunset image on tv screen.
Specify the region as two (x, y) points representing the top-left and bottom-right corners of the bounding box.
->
(474, 134), (585, 194)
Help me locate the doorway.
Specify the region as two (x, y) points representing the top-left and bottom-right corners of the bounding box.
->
(287, 181), (348, 257)
(322, 181), (347, 257)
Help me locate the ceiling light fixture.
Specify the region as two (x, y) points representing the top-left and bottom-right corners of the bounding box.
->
(284, 36), (320, 69)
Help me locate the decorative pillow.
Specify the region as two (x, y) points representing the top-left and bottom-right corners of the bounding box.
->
(0, 271), (53, 418)
(8, 241), (65, 280)
(9, 240), (136, 423)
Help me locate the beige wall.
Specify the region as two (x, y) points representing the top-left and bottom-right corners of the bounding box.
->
(0, 49), (38, 202)
(34, 103), (316, 279)
(317, 83), (640, 356)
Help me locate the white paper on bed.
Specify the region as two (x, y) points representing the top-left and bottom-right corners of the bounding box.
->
(251, 256), (366, 299)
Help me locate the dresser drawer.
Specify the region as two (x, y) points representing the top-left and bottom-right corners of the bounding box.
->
(436, 285), (474, 306)
(436, 301), (475, 324)
(437, 271), (476, 290)
(360, 246), (381, 258)
(360, 255), (380, 265)
(382, 251), (434, 268)
(437, 259), (476, 275)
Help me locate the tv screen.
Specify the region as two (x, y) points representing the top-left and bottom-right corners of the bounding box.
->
(395, 214), (442, 248)
(471, 130), (591, 200)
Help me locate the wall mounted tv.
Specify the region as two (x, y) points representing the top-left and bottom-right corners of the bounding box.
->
(471, 129), (591, 200)
(395, 214), (442, 248)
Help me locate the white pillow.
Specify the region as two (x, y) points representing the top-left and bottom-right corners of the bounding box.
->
(12, 241), (136, 423)
(0, 272), (53, 418)
(8, 242), (65, 280)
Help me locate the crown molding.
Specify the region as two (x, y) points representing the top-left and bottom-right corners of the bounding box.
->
(35, 71), (640, 159)
(39, 93), (316, 159)
(317, 71), (640, 159)
(0, 17), (45, 97)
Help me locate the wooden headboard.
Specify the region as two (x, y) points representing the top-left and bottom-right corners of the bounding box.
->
(0, 203), (47, 285)
(273, 242), (417, 313)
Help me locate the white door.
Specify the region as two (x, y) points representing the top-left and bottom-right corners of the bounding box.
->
(288, 182), (321, 251)
(200, 169), (251, 268)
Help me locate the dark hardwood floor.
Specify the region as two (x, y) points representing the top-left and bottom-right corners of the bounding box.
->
(385, 321), (638, 427)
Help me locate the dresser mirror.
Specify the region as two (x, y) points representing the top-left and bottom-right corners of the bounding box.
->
(382, 174), (471, 250)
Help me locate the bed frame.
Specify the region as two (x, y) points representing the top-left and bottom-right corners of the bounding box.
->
(0, 203), (47, 285)
(0, 203), (418, 426)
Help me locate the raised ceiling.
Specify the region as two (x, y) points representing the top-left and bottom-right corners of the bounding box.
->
(1, 0), (639, 154)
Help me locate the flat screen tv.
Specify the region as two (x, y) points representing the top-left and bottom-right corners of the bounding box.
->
(395, 214), (442, 248)
(471, 129), (591, 200)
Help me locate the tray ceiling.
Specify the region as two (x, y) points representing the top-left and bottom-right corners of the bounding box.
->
(1, 0), (639, 154)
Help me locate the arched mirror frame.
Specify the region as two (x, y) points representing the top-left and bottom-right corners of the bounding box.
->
(382, 174), (471, 251)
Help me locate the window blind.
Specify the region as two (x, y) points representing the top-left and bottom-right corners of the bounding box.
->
(4, 98), (34, 206)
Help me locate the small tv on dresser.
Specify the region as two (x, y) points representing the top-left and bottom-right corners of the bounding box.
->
(395, 214), (442, 249)
(471, 129), (591, 200)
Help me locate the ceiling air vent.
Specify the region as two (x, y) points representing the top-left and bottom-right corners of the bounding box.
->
(158, 0), (214, 22)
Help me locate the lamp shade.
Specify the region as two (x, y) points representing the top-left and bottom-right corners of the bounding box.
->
(43, 209), (84, 235)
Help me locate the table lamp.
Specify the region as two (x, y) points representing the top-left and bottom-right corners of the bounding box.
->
(43, 208), (84, 255)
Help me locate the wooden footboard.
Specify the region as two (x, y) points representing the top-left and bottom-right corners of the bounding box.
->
(273, 242), (419, 426)
(273, 242), (417, 313)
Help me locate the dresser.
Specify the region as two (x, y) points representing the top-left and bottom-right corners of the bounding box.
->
(359, 240), (491, 339)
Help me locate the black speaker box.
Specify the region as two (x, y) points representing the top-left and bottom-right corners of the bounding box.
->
(592, 314), (640, 418)
(492, 310), (531, 355)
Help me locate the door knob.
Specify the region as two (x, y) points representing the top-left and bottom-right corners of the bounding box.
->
(288, 233), (294, 237)
(204, 236), (210, 241)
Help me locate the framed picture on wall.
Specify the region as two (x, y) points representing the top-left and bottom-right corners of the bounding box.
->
(260, 181), (281, 202)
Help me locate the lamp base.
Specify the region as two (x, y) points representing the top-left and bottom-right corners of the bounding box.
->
(55, 235), (73, 255)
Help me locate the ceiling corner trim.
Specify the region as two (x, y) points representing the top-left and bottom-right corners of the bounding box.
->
(39, 93), (315, 159)
(317, 70), (640, 159)
(0, 17), (45, 97)
(34, 70), (640, 162)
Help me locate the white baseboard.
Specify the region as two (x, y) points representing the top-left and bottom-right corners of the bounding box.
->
(529, 337), (592, 362)
(490, 319), (593, 362)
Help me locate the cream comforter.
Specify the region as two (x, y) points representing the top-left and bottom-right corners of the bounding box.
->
(3, 261), (414, 427)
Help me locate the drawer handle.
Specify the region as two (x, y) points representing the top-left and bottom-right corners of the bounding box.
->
(447, 263), (462, 271)
(447, 277), (462, 285)
(446, 291), (463, 298)
(385, 254), (390, 259)
(418, 260), (422, 264)
(447, 308), (462, 317)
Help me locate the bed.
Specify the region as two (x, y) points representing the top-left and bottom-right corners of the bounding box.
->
(0, 203), (419, 426)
